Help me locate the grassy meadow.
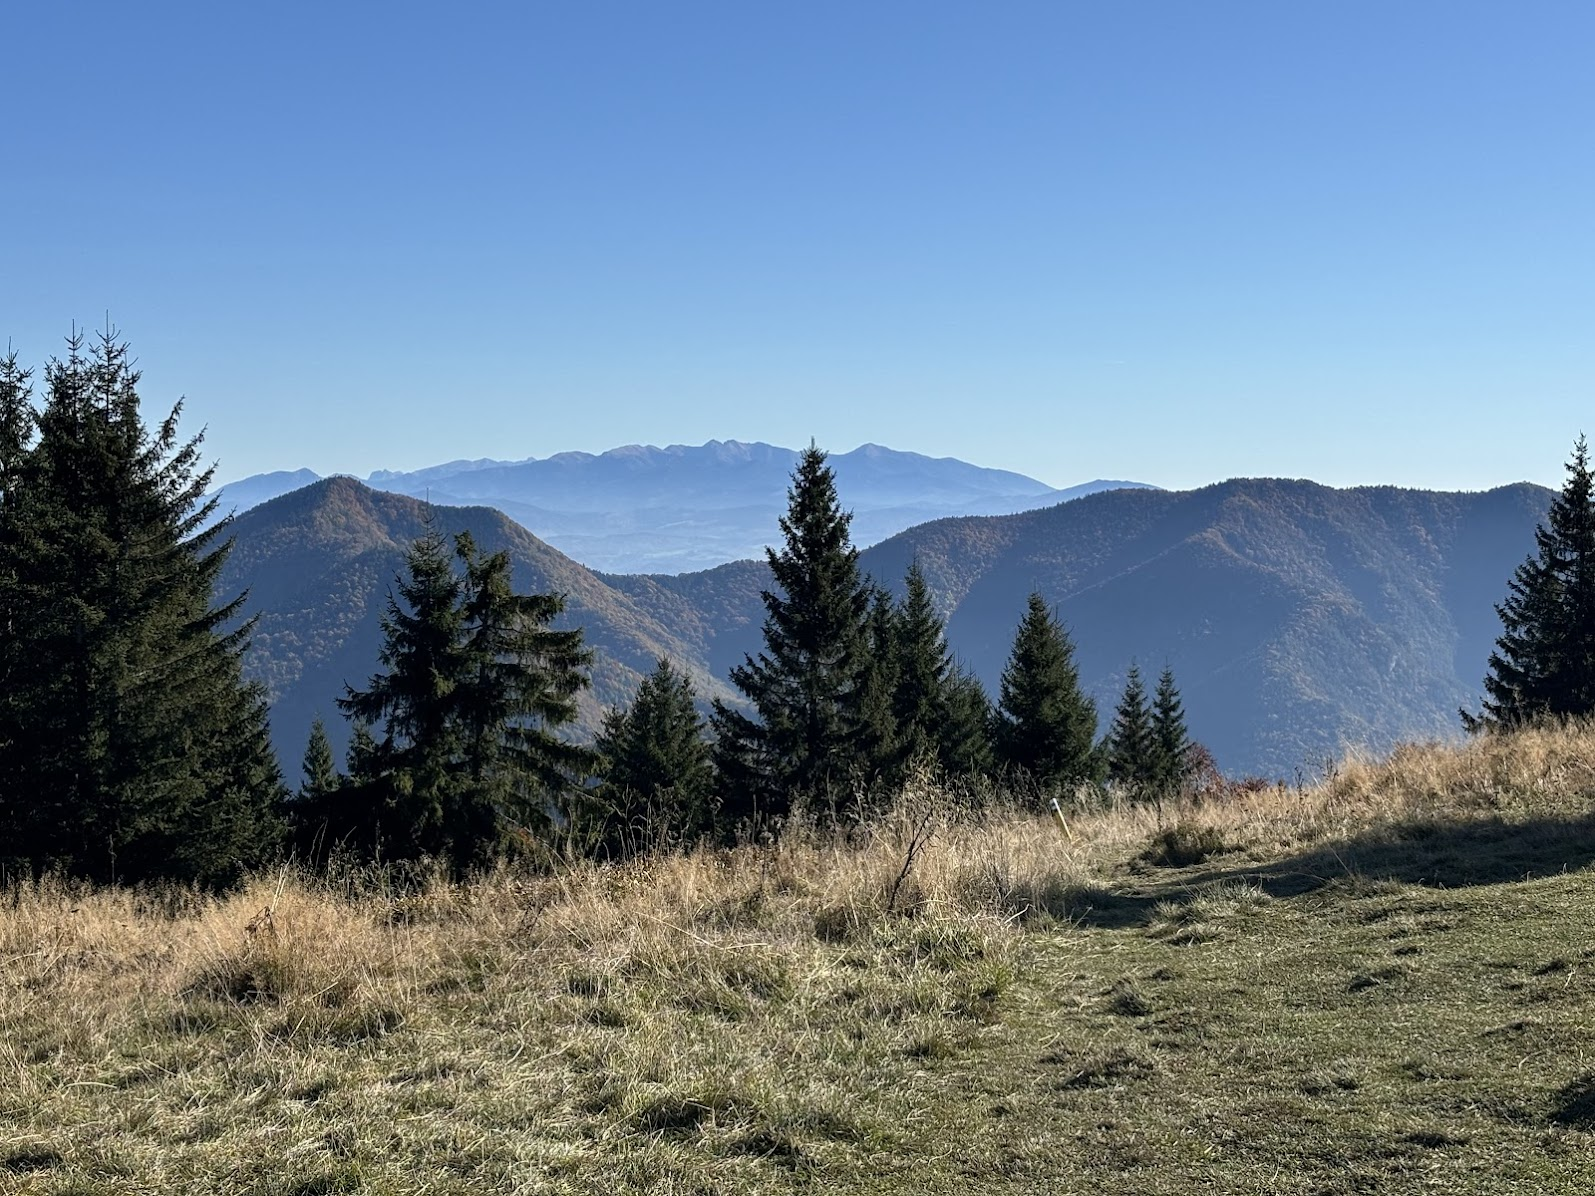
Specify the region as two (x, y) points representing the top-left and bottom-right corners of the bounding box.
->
(6, 727), (1595, 1193)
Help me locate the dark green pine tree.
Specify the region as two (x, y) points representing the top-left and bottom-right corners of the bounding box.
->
(941, 666), (995, 780)
(0, 350), (29, 503)
(340, 526), (468, 861)
(992, 592), (1098, 798)
(1106, 664), (1155, 791)
(593, 656), (715, 851)
(853, 585), (902, 794)
(1149, 666), (1193, 797)
(0, 330), (284, 885)
(888, 560), (993, 780)
(0, 350), (36, 853)
(1465, 436), (1595, 730)
(456, 533), (595, 844)
(287, 716), (344, 859)
(0, 349), (28, 459)
(892, 560), (952, 772)
(287, 717), (352, 867)
(711, 444), (875, 824)
(339, 529), (594, 868)
(299, 717), (340, 804)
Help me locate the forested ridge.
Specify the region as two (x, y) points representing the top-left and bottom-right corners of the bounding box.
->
(232, 470), (1552, 780)
(0, 333), (1577, 883)
(0, 337), (1203, 880)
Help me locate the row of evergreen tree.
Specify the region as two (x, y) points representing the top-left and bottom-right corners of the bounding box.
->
(286, 443), (1198, 863)
(596, 631), (1193, 847)
(695, 447), (1195, 829)
(0, 334), (282, 886)
(0, 334), (1198, 885)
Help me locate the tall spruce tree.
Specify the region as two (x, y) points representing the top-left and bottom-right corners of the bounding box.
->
(992, 592), (1098, 797)
(892, 560), (952, 771)
(890, 560), (993, 780)
(1465, 436), (1595, 730)
(457, 534), (594, 827)
(298, 717), (340, 805)
(853, 585), (902, 794)
(340, 526), (467, 860)
(1149, 666), (1193, 797)
(0, 330), (284, 885)
(941, 667), (995, 780)
(1106, 664), (1155, 790)
(287, 716), (345, 859)
(0, 350), (36, 847)
(339, 528), (594, 868)
(710, 444), (875, 823)
(594, 657), (714, 850)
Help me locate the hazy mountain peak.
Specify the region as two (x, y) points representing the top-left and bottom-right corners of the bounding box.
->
(602, 443), (657, 460)
(210, 440), (1155, 573)
(366, 457), (512, 484)
(695, 439), (786, 463)
(202, 468), (322, 527)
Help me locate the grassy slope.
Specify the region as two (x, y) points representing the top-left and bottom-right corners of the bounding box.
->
(6, 728), (1595, 1194)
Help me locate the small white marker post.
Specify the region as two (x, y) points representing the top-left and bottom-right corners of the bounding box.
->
(1049, 796), (1070, 838)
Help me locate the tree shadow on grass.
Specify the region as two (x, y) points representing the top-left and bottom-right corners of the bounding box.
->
(1061, 886), (1168, 930)
(1199, 811), (1595, 897)
(1548, 1074), (1595, 1128)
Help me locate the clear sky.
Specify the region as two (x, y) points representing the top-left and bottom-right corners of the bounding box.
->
(3, 2), (1592, 492)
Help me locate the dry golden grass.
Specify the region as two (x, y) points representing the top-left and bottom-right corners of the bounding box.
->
(1068, 720), (1595, 867)
(5, 724), (1595, 1193)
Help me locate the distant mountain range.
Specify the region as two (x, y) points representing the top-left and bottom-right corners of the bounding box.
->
(221, 474), (1550, 780)
(208, 441), (1153, 574)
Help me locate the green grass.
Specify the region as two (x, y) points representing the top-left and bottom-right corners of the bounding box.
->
(7, 728), (1595, 1193)
(9, 867), (1595, 1193)
(938, 868), (1595, 1193)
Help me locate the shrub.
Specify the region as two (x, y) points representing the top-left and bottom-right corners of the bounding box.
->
(1141, 823), (1229, 868)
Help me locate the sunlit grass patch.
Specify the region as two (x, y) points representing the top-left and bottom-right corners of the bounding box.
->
(7, 725), (1595, 1190)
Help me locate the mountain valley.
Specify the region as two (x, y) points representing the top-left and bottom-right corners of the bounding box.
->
(222, 472), (1551, 779)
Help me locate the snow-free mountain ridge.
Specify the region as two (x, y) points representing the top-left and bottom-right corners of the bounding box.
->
(208, 441), (1155, 574)
(222, 473), (1551, 779)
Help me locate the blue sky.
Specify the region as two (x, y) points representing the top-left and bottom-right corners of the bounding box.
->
(3, 2), (1592, 491)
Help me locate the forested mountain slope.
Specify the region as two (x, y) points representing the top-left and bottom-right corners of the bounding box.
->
(857, 479), (1552, 776)
(218, 477), (740, 764)
(225, 475), (1551, 779)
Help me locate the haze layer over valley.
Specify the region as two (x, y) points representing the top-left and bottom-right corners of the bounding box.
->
(210, 440), (1151, 574)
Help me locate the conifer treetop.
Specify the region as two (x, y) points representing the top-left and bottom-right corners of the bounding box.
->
(713, 443), (878, 818)
(993, 591), (1098, 795)
(1467, 435), (1595, 729)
